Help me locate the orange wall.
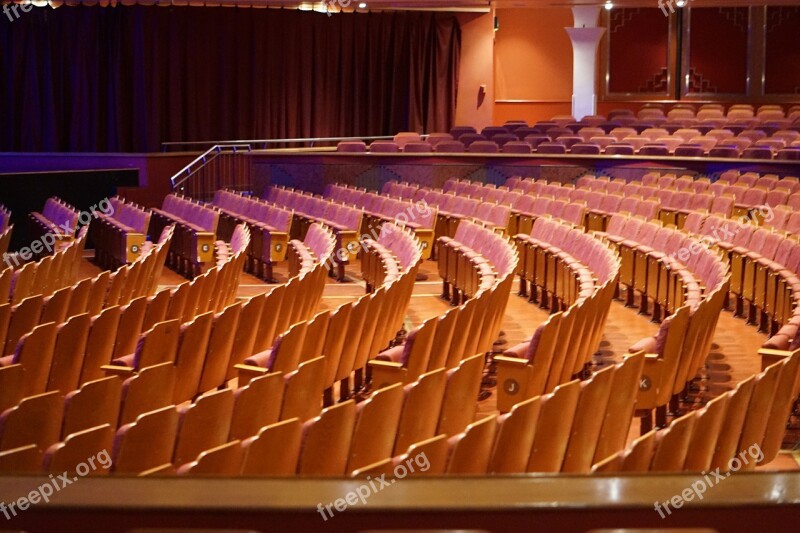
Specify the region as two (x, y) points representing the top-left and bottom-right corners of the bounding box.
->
(493, 8), (574, 125)
(454, 12), (495, 130)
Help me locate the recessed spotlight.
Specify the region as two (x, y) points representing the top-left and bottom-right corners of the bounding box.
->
(358, 2), (367, 8)
(604, 1), (613, 10)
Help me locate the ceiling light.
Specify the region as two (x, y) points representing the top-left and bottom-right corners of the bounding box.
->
(358, 2), (367, 8)
(676, 0), (686, 6)
(604, 1), (613, 10)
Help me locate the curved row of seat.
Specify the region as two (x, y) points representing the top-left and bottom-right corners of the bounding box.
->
(296, 221), (520, 475)
(414, 178), (592, 236)
(499, 171), (797, 473)
(573, 175), (800, 473)
(0, 226), (177, 418)
(28, 198), (79, 260)
(324, 183), (437, 258)
(360, 224), (419, 292)
(581, 170), (800, 195)
(0, 221), (334, 475)
(351, 103), (800, 156)
(4, 351), (487, 477)
(676, 212), (796, 329)
(184, 223), (330, 390)
(237, 223), (420, 403)
(500, 217), (620, 412)
(594, 351), (800, 475)
(601, 213), (727, 314)
(0, 222), (172, 364)
(389, 177), (651, 247)
(613, 103), (800, 122)
(348, 136), (800, 159)
(336, 181), (660, 458)
(264, 186), (362, 281)
(596, 213), (730, 431)
(386, 174), (795, 474)
(1, 225), (176, 363)
(79, 223), (419, 475)
(374, 175), (796, 455)
(494, 131), (800, 159)
(472, 104), (800, 136)
(712, 218), (800, 360)
(90, 197), (151, 269)
(4, 173), (799, 479)
(578, 171), (800, 225)
(1, 225), (87, 310)
(379, 114), (800, 158)
(210, 189), (293, 281)
(437, 219), (512, 305)
(161, 217), (518, 477)
(150, 194), (219, 277)
(356, 351), (645, 476)
(361, 221), (516, 391)
(374, 181), (518, 257)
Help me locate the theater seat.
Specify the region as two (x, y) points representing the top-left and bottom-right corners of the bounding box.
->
(502, 141), (532, 154)
(776, 148), (800, 160)
(369, 141), (399, 153)
(570, 143), (601, 155)
(605, 143), (635, 155)
(336, 141), (367, 152)
(674, 144), (706, 157)
(434, 140), (466, 153)
(741, 146), (774, 159)
(402, 141), (433, 152)
(536, 142), (567, 154)
(468, 140), (500, 153)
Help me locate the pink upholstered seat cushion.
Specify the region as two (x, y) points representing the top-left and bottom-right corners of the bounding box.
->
(629, 336), (657, 354)
(763, 335), (790, 351)
(244, 349), (273, 368)
(376, 345), (405, 363)
(504, 341), (529, 359)
(111, 353), (136, 367)
(731, 246), (750, 256)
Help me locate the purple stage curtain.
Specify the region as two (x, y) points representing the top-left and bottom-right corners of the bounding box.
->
(0, 5), (460, 152)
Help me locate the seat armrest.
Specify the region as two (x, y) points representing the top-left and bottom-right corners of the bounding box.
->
(235, 363), (271, 387)
(494, 355), (528, 366)
(757, 347), (800, 372)
(501, 345), (529, 360)
(101, 365), (135, 378)
(367, 359), (406, 389)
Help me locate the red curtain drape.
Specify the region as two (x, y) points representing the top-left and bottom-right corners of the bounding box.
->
(0, 5), (460, 152)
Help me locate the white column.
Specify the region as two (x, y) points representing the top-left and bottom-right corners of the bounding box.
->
(565, 7), (605, 120)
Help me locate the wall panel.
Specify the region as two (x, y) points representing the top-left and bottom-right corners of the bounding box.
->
(764, 6), (800, 96)
(684, 8), (749, 96)
(606, 8), (671, 96)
